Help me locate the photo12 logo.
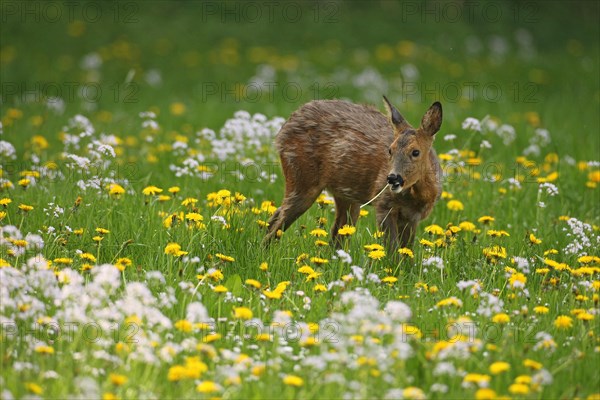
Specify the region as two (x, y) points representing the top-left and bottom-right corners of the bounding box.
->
(0, 1), (139, 24)
(1, 321), (141, 344)
(199, 1), (340, 23)
(1, 81), (139, 104)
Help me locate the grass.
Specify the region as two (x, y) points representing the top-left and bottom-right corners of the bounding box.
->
(1, 1), (599, 399)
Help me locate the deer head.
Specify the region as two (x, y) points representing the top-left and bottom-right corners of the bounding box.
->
(383, 96), (442, 193)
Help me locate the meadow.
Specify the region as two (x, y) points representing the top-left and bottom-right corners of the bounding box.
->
(1, 1), (599, 399)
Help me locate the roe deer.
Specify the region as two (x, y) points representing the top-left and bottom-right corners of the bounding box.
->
(264, 96), (443, 249)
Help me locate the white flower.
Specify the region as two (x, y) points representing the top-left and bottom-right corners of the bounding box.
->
(0, 140), (16, 159)
(462, 117), (481, 132)
(185, 302), (209, 324)
(423, 256), (444, 270)
(496, 124), (516, 145)
(80, 52), (102, 70)
(539, 182), (559, 196)
(384, 301), (412, 322)
(335, 249), (352, 264)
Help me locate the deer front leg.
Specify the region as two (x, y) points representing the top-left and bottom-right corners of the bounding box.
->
(377, 208), (399, 252)
(397, 217), (418, 248)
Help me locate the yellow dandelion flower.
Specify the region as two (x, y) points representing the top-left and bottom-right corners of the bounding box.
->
(196, 381), (219, 393)
(301, 337), (319, 347)
(509, 272), (527, 289)
(298, 265), (315, 274)
(533, 306), (549, 314)
(554, 315), (573, 329)
(314, 284), (327, 292)
(95, 227), (110, 235)
(425, 224), (445, 235)
(282, 374), (304, 387)
(181, 197), (198, 206)
(213, 285), (228, 293)
(487, 230), (510, 237)
(420, 238), (435, 247)
(523, 359), (543, 370)
(168, 186), (180, 194)
(109, 373), (128, 386)
(255, 333), (272, 341)
(459, 221), (477, 231)
(202, 333), (221, 343)
(576, 312), (594, 321)
(483, 246), (507, 261)
(588, 170), (600, 183)
(233, 307), (253, 320)
(403, 387), (426, 400)
(164, 242), (188, 257)
(79, 253), (97, 263)
(174, 320), (193, 332)
(107, 183), (125, 197)
(364, 243), (384, 251)
(398, 247), (414, 258)
(34, 345), (55, 354)
(436, 297), (463, 308)
(478, 215), (495, 224)
(338, 225), (356, 236)
(492, 313), (510, 324)
(382, 276), (398, 284)
(529, 233), (542, 244)
(142, 185), (163, 196)
(18, 204), (34, 212)
(368, 249), (386, 260)
(310, 228), (328, 237)
(25, 383), (43, 395)
(259, 262), (268, 271)
(245, 279), (261, 289)
(489, 361), (510, 375)
(579, 255), (600, 264)
(310, 257), (328, 265)
(316, 194), (334, 205)
(215, 253), (235, 262)
(463, 373), (491, 386)
(475, 388), (497, 400)
(170, 102), (186, 116)
(508, 383), (530, 395)
(447, 199), (464, 211)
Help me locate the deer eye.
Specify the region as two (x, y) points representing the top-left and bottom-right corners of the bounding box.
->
(388, 147), (392, 156)
(412, 149), (420, 157)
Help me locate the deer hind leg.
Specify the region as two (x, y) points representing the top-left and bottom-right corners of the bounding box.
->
(331, 198), (360, 247)
(263, 189), (322, 245)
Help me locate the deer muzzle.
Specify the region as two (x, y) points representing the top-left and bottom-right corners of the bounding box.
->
(387, 173), (404, 192)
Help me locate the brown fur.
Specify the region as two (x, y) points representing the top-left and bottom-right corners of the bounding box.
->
(264, 97), (443, 249)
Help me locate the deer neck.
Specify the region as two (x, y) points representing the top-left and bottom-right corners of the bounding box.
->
(409, 158), (438, 204)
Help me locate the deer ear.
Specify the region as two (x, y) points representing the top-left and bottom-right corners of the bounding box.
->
(420, 101), (442, 136)
(382, 95), (407, 128)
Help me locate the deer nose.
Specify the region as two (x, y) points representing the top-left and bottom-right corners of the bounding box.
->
(387, 173), (404, 187)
